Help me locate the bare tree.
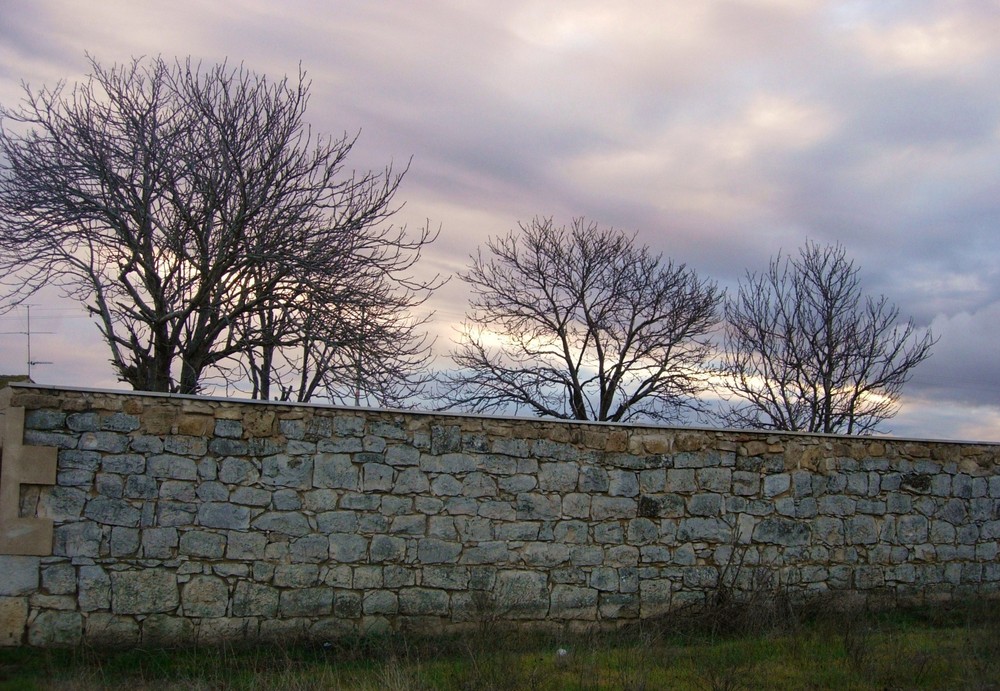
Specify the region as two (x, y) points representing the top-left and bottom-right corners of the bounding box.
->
(227, 270), (437, 407)
(721, 241), (936, 434)
(445, 217), (722, 422)
(0, 55), (438, 396)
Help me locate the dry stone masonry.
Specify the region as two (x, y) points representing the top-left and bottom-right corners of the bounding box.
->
(0, 383), (998, 647)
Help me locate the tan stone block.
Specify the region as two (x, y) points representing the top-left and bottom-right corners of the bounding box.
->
(867, 442), (886, 458)
(674, 433), (705, 452)
(122, 399), (144, 415)
(143, 407), (177, 435)
(242, 410), (275, 437)
(182, 401), (218, 415)
(0, 597), (27, 646)
(582, 430), (606, 449)
(177, 414), (212, 436)
(214, 406), (242, 420)
(605, 430), (627, 452)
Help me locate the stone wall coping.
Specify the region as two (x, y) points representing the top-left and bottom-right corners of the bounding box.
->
(7, 382), (998, 447)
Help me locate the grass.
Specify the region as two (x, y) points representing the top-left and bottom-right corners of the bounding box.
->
(1, 599), (998, 690)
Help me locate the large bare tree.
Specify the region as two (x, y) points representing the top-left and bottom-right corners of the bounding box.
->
(0, 55), (438, 396)
(445, 218), (722, 422)
(721, 241), (936, 434)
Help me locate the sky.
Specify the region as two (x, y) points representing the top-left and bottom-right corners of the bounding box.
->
(0, 0), (998, 442)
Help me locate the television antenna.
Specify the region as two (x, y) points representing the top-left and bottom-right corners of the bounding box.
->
(0, 305), (54, 379)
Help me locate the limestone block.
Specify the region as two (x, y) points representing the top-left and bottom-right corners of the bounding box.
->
(363, 590), (398, 615)
(259, 454), (313, 489)
(198, 502), (251, 530)
(363, 463), (394, 492)
(141, 614), (195, 646)
(478, 501), (515, 521)
(499, 520), (539, 542)
(608, 470), (639, 498)
(430, 425), (462, 455)
(358, 502), (390, 535)
(78, 564), (110, 611)
(846, 515), (878, 545)
(430, 474), (462, 496)
(27, 610), (82, 647)
(162, 436), (207, 458)
(279, 587), (333, 617)
(41, 563), (76, 595)
(369, 535), (406, 563)
(230, 487), (270, 507)
(121, 475), (155, 501)
(84, 613), (139, 646)
(384, 445), (420, 467)
(252, 511), (310, 537)
(79, 431), (128, 453)
(666, 469), (696, 493)
(0, 556), (40, 596)
(550, 585), (598, 620)
(303, 489), (338, 512)
(315, 511), (357, 534)
(389, 514), (425, 535)
(819, 495), (856, 516)
(218, 458), (258, 485)
(233, 581), (278, 617)
(677, 517), (732, 543)
(329, 534), (368, 563)
(214, 418), (243, 439)
(363, 435), (388, 453)
(626, 518), (658, 545)
(399, 587), (449, 616)
(147, 454), (198, 481)
(290, 535), (329, 563)
(24, 410), (66, 430)
(209, 438), (249, 456)
(593, 522), (624, 544)
(591, 497), (636, 521)
(182, 575), (229, 617)
(0, 597), (27, 646)
(811, 516), (845, 546)
(312, 454), (356, 490)
(191, 482), (227, 503)
(416, 538), (461, 564)
(197, 617), (256, 644)
(461, 541), (509, 565)
(538, 463), (579, 493)
(52, 521), (101, 558)
(158, 480), (195, 502)
(897, 514), (929, 544)
(272, 488), (301, 511)
(605, 545), (640, 567)
(421, 452), (478, 474)
(334, 591), (362, 618)
(688, 493), (724, 517)
(753, 517), (810, 546)
(515, 493), (560, 520)
(111, 570), (179, 614)
(461, 472), (498, 498)
(381, 496), (413, 516)
(179, 530), (226, 559)
(520, 542), (570, 567)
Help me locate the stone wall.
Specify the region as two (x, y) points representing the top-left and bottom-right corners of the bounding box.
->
(0, 383), (998, 647)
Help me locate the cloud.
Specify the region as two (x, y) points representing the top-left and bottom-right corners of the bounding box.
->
(1, 0), (998, 440)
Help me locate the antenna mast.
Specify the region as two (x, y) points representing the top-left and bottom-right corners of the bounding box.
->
(0, 305), (53, 378)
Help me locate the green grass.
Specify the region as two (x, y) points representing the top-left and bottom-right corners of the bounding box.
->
(1, 600), (998, 690)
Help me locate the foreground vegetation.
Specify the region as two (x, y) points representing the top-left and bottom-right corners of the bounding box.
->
(1, 598), (998, 690)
